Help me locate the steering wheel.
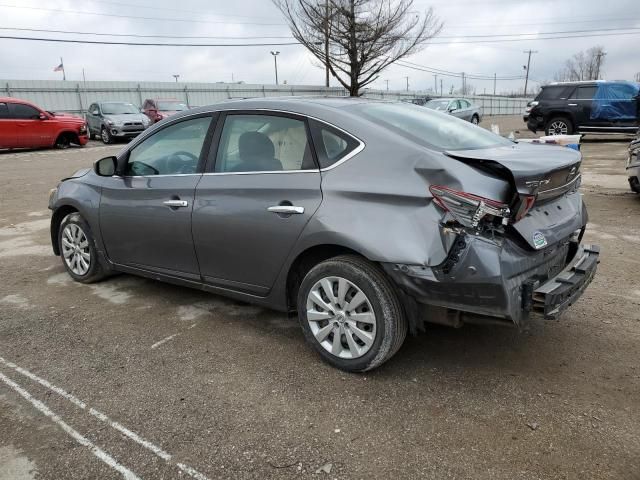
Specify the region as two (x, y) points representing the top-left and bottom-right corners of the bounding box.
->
(167, 151), (199, 174)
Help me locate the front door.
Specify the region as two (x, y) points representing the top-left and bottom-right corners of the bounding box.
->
(10, 103), (53, 148)
(192, 112), (322, 295)
(0, 102), (16, 148)
(99, 114), (214, 278)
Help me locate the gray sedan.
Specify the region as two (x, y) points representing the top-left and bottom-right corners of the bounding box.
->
(49, 97), (598, 372)
(425, 97), (482, 124)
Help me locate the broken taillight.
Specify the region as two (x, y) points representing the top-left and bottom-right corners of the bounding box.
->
(429, 185), (511, 228)
(513, 195), (536, 222)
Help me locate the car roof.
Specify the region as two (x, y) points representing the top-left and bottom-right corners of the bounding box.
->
(0, 97), (42, 109)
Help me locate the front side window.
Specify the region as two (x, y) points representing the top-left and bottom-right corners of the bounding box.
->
(0, 102), (9, 118)
(309, 119), (361, 169)
(11, 103), (40, 119)
(570, 86), (597, 100)
(125, 116), (211, 176)
(215, 114), (314, 172)
(353, 102), (512, 151)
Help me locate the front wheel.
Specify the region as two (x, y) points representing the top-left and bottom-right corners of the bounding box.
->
(471, 115), (479, 125)
(58, 212), (108, 284)
(297, 255), (407, 372)
(101, 127), (113, 144)
(545, 116), (573, 136)
(54, 133), (72, 149)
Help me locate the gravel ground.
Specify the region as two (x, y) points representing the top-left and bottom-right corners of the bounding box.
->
(0, 116), (638, 480)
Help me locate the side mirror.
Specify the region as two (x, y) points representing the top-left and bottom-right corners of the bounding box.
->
(39, 112), (48, 120)
(94, 156), (117, 177)
(448, 107), (457, 113)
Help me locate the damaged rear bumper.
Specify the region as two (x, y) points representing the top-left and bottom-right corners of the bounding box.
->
(383, 234), (600, 332)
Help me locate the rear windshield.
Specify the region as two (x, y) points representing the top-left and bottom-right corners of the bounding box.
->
(352, 103), (511, 151)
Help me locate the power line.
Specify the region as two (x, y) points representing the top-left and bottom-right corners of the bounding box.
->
(0, 3), (285, 26)
(435, 26), (640, 39)
(426, 30), (640, 45)
(0, 35), (300, 47)
(395, 61), (524, 81)
(0, 27), (293, 40)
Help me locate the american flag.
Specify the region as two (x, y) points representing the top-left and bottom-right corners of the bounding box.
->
(53, 63), (64, 72)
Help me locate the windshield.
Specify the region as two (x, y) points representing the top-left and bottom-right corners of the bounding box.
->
(101, 103), (139, 114)
(354, 102), (511, 151)
(425, 99), (451, 111)
(157, 101), (188, 111)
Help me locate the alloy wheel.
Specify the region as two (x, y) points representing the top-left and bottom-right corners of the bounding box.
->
(472, 116), (479, 125)
(61, 224), (91, 276)
(306, 276), (377, 359)
(549, 121), (568, 135)
(101, 128), (110, 144)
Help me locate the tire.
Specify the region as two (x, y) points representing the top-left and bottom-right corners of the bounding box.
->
(101, 126), (112, 144)
(471, 114), (480, 125)
(58, 212), (109, 284)
(545, 116), (573, 136)
(297, 254), (407, 372)
(54, 133), (72, 149)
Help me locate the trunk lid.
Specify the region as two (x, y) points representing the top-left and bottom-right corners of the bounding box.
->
(445, 143), (584, 250)
(445, 142), (581, 200)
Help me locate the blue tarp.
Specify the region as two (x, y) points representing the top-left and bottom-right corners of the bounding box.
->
(591, 82), (640, 121)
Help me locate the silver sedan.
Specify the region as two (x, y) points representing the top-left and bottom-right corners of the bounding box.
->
(425, 97), (482, 124)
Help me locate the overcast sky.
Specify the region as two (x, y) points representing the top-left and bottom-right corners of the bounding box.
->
(1, 0), (638, 95)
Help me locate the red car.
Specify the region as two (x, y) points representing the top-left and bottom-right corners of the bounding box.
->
(0, 97), (88, 150)
(142, 98), (189, 124)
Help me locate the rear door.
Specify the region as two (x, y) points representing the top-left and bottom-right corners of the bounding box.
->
(192, 111), (322, 295)
(0, 102), (16, 148)
(99, 114), (215, 278)
(567, 85), (597, 130)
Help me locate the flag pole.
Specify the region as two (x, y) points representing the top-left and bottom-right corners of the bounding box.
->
(61, 56), (66, 81)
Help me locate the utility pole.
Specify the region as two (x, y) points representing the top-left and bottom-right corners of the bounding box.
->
(173, 74), (180, 83)
(440, 79), (443, 96)
(270, 51), (280, 85)
(595, 50), (606, 80)
(405, 76), (409, 92)
(523, 49), (538, 97)
(324, 0), (330, 87)
(461, 72), (465, 96)
(493, 73), (496, 96)
(384, 79), (389, 91)
(434, 74), (438, 94)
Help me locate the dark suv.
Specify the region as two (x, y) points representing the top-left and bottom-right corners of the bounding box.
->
(527, 81), (640, 136)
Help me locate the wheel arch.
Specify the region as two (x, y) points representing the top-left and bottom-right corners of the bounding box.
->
(285, 243), (368, 311)
(53, 130), (80, 147)
(546, 111), (576, 129)
(50, 204), (79, 255)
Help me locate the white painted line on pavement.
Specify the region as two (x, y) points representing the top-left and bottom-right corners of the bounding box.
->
(0, 355), (210, 480)
(150, 333), (181, 349)
(0, 370), (140, 480)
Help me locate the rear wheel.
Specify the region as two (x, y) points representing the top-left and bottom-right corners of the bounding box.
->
(297, 255), (407, 372)
(101, 127), (112, 144)
(545, 116), (573, 136)
(471, 114), (479, 125)
(58, 212), (108, 284)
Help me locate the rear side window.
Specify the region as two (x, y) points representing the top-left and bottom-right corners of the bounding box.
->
(309, 120), (361, 168)
(0, 102), (9, 118)
(215, 114), (315, 172)
(11, 103), (40, 119)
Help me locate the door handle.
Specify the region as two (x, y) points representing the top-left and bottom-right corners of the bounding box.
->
(163, 200), (188, 208)
(567, 103), (578, 106)
(267, 205), (304, 214)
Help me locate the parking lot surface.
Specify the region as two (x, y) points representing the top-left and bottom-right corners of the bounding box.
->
(0, 117), (638, 479)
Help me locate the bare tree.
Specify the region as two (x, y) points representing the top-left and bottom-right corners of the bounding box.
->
(273, 0), (442, 96)
(635, 72), (640, 82)
(555, 46), (606, 82)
